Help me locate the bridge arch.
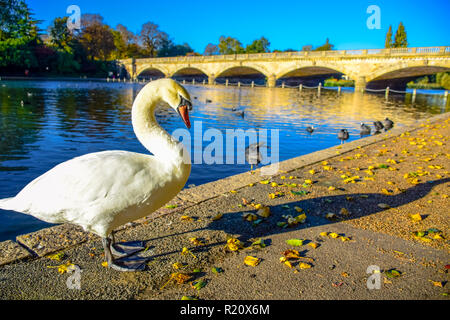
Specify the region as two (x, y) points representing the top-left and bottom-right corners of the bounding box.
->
(171, 66), (209, 79)
(367, 61), (450, 82)
(215, 63), (270, 79)
(136, 65), (169, 78)
(214, 64), (270, 85)
(276, 64), (350, 80)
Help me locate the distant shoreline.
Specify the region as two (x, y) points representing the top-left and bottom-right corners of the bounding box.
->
(0, 77), (448, 95)
(0, 76), (109, 82)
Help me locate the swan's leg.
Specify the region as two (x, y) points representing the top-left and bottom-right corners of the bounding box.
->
(102, 237), (147, 272)
(109, 231), (145, 258)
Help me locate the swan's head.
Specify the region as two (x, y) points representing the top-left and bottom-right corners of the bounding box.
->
(158, 79), (193, 129)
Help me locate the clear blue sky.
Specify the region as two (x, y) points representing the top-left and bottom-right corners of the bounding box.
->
(28, 0), (449, 52)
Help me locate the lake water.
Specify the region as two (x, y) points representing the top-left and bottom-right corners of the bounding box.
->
(0, 79), (448, 240)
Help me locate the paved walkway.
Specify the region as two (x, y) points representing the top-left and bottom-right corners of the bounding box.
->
(0, 113), (449, 300)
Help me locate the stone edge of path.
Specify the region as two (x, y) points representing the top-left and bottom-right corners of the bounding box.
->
(1, 111), (449, 266)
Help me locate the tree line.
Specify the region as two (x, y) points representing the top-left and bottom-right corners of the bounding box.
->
(1, 0), (412, 77)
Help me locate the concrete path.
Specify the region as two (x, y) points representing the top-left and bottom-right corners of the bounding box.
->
(0, 113), (449, 300)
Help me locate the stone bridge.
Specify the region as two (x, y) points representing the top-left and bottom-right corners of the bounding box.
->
(119, 46), (450, 90)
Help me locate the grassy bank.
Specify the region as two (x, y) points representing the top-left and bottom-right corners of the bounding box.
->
(324, 78), (355, 87)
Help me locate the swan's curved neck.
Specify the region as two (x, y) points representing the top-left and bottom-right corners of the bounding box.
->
(131, 84), (190, 170)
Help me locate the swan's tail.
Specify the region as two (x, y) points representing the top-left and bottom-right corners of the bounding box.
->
(0, 197), (15, 211)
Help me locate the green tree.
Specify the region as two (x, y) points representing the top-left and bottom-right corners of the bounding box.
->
(157, 38), (193, 57)
(393, 22), (408, 48)
(45, 17), (81, 74)
(314, 38), (333, 51)
(384, 25), (393, 48)
(245, 37), (270, 53)
(0, 0), (39, 71)
(218, 36), (244, 54)
(437, 72), (450, 90)
(0, 37), (37, 69)
(48, 17), (73, 52)
(0, 0), (40, 40)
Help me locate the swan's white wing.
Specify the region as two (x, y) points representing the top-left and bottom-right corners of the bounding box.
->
(9, 151), (172, 231)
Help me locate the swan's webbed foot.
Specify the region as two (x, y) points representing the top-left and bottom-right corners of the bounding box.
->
(111, 241), (145, 258)
(108, 256), (148, 272)
(102, 237), (148, 272)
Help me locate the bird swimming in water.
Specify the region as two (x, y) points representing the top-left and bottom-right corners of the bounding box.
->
(234, 110), (244, 118)
(231, 106), (244, 117)
(306, 126), (314, 134)
(383, 118), (394, 131)
(373, 121), (384, 133)
(360, 123), (371, 136)
(338, 129), (349, 144)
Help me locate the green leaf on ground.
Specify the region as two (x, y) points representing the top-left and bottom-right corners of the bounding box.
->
(211, 267), (224, 274)
(385, 269), (402, 278)
(250, 238), (266, 248)
(191, 280), (207, 290)
(291, 190), (309, 196)
(286, 239), (304, 246)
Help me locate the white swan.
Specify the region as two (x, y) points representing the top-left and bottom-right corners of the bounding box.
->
(0, 79), (192, 271)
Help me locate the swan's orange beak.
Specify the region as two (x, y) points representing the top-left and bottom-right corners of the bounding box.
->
(177, 105), (191, 129)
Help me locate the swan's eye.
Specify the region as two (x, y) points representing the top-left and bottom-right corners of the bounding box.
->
(178, 95), (192, 111)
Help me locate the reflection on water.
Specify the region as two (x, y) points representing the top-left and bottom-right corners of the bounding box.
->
(0, 80), (448, 240)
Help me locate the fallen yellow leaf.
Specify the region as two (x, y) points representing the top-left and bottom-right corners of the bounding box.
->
(429, 280), (443, 287)
(282, 249), (300, 259)
(181, 247), (197, 259)
(190, 238), (205, 246)
(212, 213), (223, 221)
(226, 238), (243, 251)
(308, 243), (318, 249)
(243, 212), (258, 221)
(299, 262), (311, 269)
(409, 213), (422, 222)
(244, 256), (260, 267)
(257, 206), (271, 218)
